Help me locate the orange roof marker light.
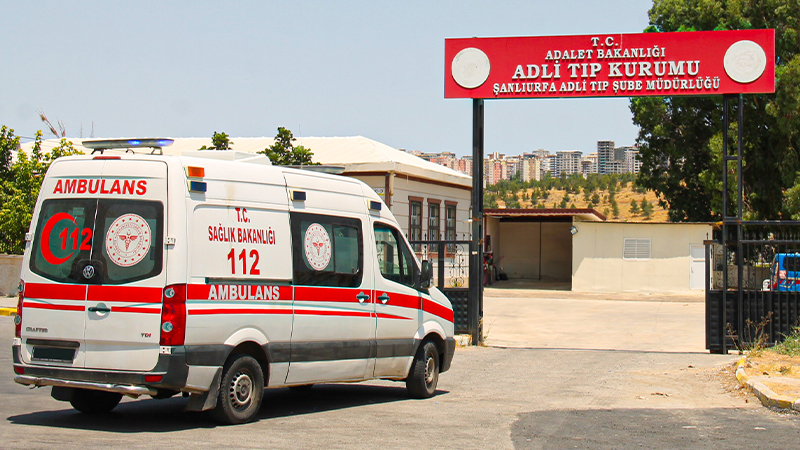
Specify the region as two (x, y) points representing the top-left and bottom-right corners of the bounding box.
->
(186, 166), (205, 178)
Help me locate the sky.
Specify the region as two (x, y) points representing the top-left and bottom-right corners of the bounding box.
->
(1, 0), (653, 156)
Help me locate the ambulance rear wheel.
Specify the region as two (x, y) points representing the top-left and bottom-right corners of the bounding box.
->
(69, 388), (123, 414)
(211, 354), (264, 425)
(406, 341), (439, 399)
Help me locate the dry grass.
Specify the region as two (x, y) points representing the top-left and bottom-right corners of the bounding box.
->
(498, 182), (670, 221)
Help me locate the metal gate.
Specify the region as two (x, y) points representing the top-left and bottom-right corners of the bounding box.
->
(409, 239), (476, 336)
(705, 224), (800, 353)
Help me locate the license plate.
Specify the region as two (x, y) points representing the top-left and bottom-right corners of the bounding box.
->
(32, 347), (77, 362)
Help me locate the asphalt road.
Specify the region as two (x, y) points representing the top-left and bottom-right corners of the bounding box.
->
(2, 315), (800, 449)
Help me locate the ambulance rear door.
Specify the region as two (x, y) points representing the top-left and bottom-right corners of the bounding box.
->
(81, 159), (168, 371)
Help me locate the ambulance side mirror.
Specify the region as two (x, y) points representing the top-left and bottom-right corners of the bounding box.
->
(419, 260), (433, 290)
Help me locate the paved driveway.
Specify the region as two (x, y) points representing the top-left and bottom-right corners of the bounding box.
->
(482, 282), (705, 353)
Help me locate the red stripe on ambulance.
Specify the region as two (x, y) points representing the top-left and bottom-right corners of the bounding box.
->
(87, 285), (162, 303)
(23, 302), (85, 312)
(23, 283), (85, 301)
(423, 298), (454, 323)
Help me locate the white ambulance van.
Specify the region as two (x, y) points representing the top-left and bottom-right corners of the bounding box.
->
(12, 139), (455, 424)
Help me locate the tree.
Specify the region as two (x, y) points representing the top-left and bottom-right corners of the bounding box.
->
(634, 0), (800, 221)
(641, 198), (654, 219)
(630, 199), (640, 215)
(0, 129), (82, 254)
(199, 131), (233, 150)
(611, 199), (620, 219)
(590, 192), (601, 207)
(261, 127), (316, 165)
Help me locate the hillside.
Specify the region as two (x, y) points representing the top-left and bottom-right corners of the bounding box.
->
(496, 181), (670, 222)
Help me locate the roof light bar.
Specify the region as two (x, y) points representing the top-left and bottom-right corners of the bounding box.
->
(82, 138), (174, 155)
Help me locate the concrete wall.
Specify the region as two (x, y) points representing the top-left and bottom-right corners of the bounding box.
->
(541, 222), (572, 281)
(497, 222), (541, 278)
(571, 222), (711, 293)
(491, 220), (572, 282)
(0, 255), (23, 296)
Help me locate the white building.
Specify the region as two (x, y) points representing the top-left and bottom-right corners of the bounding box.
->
(522, 157), (541, 182)
(581, 152), (598, 175)
(554, 150), (582, 177)
(625, 148), (642, 174)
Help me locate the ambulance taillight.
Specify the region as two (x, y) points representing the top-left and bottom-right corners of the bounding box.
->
(160, 284), (187, 346)
(14, 279), (23, 338)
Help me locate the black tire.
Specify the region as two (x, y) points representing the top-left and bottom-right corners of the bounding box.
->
(405, 341), (440, 399)
(69, 389), (123, 414)
(210, 354), (264, 425)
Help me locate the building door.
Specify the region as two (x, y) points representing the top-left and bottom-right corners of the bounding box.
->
(690, 245), (705, 290)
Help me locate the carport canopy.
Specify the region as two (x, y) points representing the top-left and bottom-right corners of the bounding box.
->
(483, 208), (605, 284)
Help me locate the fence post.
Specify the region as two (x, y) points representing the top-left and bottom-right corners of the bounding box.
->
(438, 241), (445, 291)
(469, 98), (484, 346)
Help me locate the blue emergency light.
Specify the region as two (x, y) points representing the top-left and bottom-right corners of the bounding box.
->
(189, 181), (207, 193)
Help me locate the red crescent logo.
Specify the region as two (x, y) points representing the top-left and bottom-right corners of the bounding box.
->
(40, 212), (76, 265)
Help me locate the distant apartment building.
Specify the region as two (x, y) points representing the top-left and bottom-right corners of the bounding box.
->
(624, 147), (642, 174)
(522, 157), (541, 182)
(505, 156), (521, 180)
(530, 149), (550, 159)
(485, 158), (508, 185)
(554, 150), (582, 177)
(581, 152), (598, 175)
(540, 154), (555, 178)
(429, 152), (458, 171)
(456, 156), (472, 176)
(597, 140), (615, 175)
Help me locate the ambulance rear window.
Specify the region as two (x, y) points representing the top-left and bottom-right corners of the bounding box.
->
(29, 199), (96, 284)
(30, 199), (163, 285)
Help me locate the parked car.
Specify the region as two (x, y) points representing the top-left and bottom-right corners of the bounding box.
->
(770, 252), (800, 291)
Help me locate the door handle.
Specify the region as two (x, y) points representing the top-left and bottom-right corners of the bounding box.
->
(378, 294), (390, 304)
(88, 306), (111, 313)
(356, 292), (369, 303)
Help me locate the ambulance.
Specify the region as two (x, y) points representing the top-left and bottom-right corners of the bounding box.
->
(12, 139), (455, 424)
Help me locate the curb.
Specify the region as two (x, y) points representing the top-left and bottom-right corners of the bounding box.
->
(736, 357), (800, 412)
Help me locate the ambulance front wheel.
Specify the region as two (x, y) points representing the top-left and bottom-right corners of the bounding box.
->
(69, 388), (123, 414)
(210, 354), (264, 425)
(406, 340), (439, 399)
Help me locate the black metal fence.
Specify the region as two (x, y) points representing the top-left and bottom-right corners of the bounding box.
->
(409, 238), (472, 334)
(706, 223), (800, 353)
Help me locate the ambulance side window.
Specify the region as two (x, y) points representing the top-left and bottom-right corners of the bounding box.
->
(290, 212), (363, 287)
(374, 224), (416, 289)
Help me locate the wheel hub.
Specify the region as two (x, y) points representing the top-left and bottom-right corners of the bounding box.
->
(425, 356), (435, 385)
(229, 371), (253, 409)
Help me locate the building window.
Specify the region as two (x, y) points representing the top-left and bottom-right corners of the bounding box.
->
(409, 198), (422, 251)
(623, 238), (651, 260)
(428, 201), (440, 241)
(445, 202), (457, 252)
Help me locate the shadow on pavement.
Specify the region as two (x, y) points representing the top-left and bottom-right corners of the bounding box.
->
(511, 407), (800, 449)
(7, 383), (448, 431)
(484, 345), (712, 355)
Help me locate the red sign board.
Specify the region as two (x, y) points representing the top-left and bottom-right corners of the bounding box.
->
(445, 30), (775, 99)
